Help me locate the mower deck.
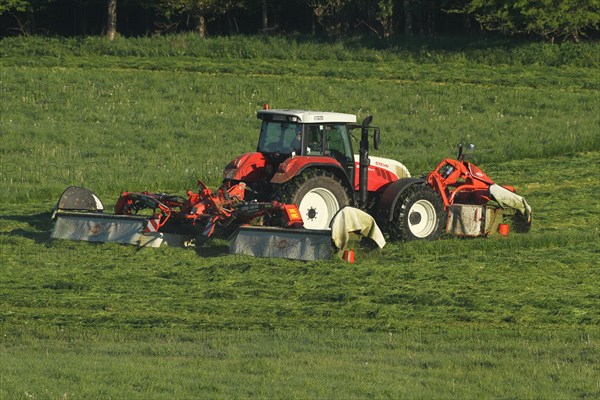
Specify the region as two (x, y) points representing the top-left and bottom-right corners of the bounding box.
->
(51, 211), (192, 248)
(229, 226), (332, 261)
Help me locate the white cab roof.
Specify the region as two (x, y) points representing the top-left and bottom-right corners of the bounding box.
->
(258, 109), (357, 124)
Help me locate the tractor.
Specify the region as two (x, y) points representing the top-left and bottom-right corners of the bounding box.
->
(221, 106), (446, 240)
(221, 106), (531, 240)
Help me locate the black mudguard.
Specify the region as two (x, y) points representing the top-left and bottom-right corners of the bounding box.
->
(376, 178), (426, 222)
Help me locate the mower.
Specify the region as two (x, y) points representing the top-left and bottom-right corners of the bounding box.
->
(52, 106), (532, 253)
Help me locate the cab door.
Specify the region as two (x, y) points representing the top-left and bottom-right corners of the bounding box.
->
(324, 124), (355, 184)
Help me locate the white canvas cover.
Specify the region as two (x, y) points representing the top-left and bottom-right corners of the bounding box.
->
(489, 184), (532, 221)
(330, 206), (386, 250)
(446, 204), (485, 236)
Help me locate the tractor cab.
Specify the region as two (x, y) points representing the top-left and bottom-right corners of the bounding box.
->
(257, 109), (357, 181)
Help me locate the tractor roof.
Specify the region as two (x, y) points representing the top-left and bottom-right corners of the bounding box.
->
(258, 109), (357, 124)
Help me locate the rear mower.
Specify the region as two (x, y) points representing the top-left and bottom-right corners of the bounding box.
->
(114, 180), (303, 238)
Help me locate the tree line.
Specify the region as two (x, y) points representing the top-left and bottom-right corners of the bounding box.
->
(1, 0), (598, 42)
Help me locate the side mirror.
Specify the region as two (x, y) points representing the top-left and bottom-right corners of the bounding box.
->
(458, 143), (475, 161)
(373, 128), (380, 150)
(464, 143), (475, 159)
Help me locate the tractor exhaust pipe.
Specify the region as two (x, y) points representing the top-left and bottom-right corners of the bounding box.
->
(359, 115), (373, 209)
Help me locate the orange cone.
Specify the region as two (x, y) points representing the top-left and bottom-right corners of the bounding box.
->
(343, 250), (355, 263)
(498, 223), (509, 237)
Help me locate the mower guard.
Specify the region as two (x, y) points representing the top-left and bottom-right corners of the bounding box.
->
(52, 187), (192, 247)
(54, 212), (160, 247)
(54, 186), (105, 213)
(229, 226), (332, 261)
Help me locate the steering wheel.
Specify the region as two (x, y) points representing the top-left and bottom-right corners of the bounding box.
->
(265, 142), (281, 152)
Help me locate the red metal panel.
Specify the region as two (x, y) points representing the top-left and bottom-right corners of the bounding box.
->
(352, 161), (398, 192)
(270, 156), (344, 184)
(223, 152), (269, 182)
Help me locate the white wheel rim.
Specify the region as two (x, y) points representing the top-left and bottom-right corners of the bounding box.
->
(298, 187), (339, 230)
(407, 199), (437, 238)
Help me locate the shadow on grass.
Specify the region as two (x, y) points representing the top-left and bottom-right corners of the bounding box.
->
(0, 211), (234, 256)
(194, 240), (230, 258)
(0, 212), (54, 244)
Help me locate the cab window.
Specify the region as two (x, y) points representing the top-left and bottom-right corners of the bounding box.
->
(258, 121), (300, 154)
(306, 125), (323, 155)
(325, 124), (352, 162)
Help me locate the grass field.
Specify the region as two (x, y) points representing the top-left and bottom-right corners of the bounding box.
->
(1, 35), (599, 399)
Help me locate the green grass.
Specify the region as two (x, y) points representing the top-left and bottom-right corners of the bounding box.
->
(1, 153), (598, 398)
(1, 62), (598, 203)
(1, 35), (599, 398)
(2, 34), (599, 67)
(2, 328), (597, 399)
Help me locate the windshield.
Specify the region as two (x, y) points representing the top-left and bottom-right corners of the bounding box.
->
(258, 121), (302, 154)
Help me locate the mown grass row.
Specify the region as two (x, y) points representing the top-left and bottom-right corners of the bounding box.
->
(2, 326), (597, 399)
(4, 55), (598, 90)
(1, 64), (598, 204)
(1, 229), (597, 331)
(2, 34), (599, 67)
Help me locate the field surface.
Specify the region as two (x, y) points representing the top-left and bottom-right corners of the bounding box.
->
(1, 36), (599, 399)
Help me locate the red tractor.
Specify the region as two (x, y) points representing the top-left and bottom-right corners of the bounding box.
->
(221, 106), (531, 240)
(221, 107), (442, 240)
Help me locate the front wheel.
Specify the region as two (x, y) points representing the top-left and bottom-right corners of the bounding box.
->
(388, 184), (445, 241)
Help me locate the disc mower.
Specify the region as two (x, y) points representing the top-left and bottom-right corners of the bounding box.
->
(425, 144), (532, 237)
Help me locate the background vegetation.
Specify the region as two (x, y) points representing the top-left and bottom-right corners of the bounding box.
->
(1, 0), (599, 42)
(1, 34), (599, 398)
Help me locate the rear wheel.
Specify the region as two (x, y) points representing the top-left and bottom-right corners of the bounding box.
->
(275, 172), (350, 230)
(389, 184), (445, 241)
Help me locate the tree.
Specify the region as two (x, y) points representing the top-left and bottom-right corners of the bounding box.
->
(261, 0), (267, 31)
(376, 0), (394, 38)
(159, 0), (242, 38)
(107, 0), (117, 40)
(0, 0), (56, 34)
(242, 0), (274, 33)
(358, 0), (396, 39)
(403, 0), (413, 35)
(309, 0), (352, 37)
(0, 0), (30, 13)
(462, 0), (600, 42)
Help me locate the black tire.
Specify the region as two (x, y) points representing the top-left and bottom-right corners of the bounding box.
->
(274, 171), (350, 230)
(388, 184), (445, 241)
